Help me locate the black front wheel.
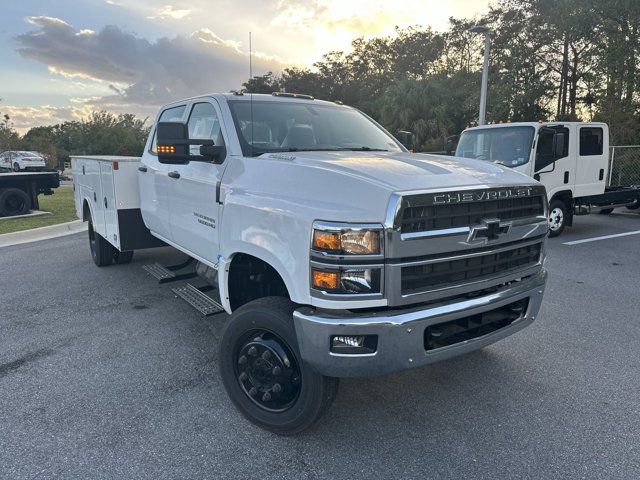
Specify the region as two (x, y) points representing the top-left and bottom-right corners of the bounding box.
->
(219, 297), (338, 435)
(13, 162), (20, 172)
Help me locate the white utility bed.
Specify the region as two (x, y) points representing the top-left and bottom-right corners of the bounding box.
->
(72, 156), (162, 251)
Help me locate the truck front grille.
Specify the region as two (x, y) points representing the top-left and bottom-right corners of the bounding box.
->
(424, 298), (529, 351)
(401, 241), (542, 296)
(399, 187), (546, 234)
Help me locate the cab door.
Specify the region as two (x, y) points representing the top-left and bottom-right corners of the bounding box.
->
(167, 101), (227, 265)
(139, 104), (187, 241)
(574, 124), (608, 197)
(533, 125), (576, 199)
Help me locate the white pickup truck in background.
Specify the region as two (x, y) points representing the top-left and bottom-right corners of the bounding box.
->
(73, 92), (549, 434)
(455, 122), (640, 236)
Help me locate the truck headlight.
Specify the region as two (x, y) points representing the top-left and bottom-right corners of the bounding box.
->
(312, 222), (383, 255)
(312, 267), (382, 294)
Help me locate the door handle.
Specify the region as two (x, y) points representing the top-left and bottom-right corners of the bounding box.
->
(138, 166), (148, 173)
(104, 197), (108, 209)
(168, 171), (180, 179)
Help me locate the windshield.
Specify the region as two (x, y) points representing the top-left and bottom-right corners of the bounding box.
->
(18, 151), (40, 158)
(455, 126), (535, 167)
(228, 100), (403, 157)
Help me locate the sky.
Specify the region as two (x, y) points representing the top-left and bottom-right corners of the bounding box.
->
(0, 0), (492, 133)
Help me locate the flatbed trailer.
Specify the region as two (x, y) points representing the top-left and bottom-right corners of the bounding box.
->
(0, 171), (60, 217)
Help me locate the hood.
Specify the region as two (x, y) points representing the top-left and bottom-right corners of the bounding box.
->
(262, 151), (538, 193)
(224, 151), (541, 226)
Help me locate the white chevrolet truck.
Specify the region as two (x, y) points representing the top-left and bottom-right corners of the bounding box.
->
(73, 92), (549, 434)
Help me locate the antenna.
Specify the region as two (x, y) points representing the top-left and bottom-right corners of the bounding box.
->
(249, 31), (254, 157)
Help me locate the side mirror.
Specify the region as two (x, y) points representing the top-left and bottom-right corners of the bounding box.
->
(552, 132), (566, 160)
(445, 138), (454, 156)
(156, 122), (226, 164)
(396, 130), (414, 151)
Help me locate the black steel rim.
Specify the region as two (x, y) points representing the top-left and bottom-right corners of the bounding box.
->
(5, 194), (25, 215)
(233, 329), (301, 412)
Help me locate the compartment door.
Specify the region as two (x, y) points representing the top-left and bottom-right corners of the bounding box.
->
(100, 162), (119, 248)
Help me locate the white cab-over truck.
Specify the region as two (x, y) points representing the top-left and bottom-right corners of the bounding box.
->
(455, 122), (640, 236)
(73, 92), (549, 434)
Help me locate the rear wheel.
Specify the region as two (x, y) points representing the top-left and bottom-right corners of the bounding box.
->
(626, 202), (639, 210)
(599, 208), (614, 215)
(548, 199), (568, 237)
(219, 297), (339, 435)
(88, 217), (114, 267)
(0, 188), (31, 216)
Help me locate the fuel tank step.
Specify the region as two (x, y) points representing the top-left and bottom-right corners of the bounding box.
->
(142, 258), (197, 284)
(172, 283), (225, 316)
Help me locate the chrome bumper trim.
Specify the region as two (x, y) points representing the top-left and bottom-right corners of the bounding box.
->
(293, 269), (547, 377)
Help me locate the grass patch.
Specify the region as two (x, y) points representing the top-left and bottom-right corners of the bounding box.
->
(0, 186), (78, 235)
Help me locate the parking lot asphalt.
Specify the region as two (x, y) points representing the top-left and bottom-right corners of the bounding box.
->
(1, 211), (639, 480)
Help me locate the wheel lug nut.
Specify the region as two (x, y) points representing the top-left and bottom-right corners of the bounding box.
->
(272, 383), (282, 393)
(248, 387), (257, 396)
(238, 355), (247, 365)
(248, 346), (257, 357)
(272, 366), (281, 376)
(261, 350), (271, 360)
(238, 372), (248, 381)
(262, 392), (271, 402)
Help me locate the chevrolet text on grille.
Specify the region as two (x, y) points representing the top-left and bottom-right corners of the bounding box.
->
(432, 187), (534, 205)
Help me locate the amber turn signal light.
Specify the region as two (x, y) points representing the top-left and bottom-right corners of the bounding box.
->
(157, 145), (175, 154)
(312, 270), (340, 290)
(312, 231), (341, 252)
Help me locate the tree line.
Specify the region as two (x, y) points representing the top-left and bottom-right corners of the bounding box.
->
(0, 110), (150, 168)
(1, 0), (638, 160)
(244, 0), (640, 149)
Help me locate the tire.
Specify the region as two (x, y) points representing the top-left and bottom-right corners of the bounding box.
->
(626, 202), (639, 210)
(219, 297), (339, 435)
(88, 217), (114, 267)
(0, 188), (31, 216)
(599, 208), (614, 215)
(113, 250), (134, 264)
(548, 199), (568, 237)
(13, 162), (20, 172)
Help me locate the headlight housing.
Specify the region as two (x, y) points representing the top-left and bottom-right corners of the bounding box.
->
(312, 222), (383, 256)
(310, 221), (384, 296)
(311, 267), (382, 294)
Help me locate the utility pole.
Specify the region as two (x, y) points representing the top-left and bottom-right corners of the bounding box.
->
(469, 25), (492, 126)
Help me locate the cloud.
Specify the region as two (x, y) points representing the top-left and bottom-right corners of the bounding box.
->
(14, 16), (282, 120)
(148, 5), (192, 20)
(2, 105), (87, 133)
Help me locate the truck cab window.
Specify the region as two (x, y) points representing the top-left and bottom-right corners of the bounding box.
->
(150, 105), (186, 154)
(579, 127), (603, 156)
(187, 103), (225, 155)
(535, 126), (569, 172)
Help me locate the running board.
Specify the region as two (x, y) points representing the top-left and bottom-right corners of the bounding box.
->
(172, 283), (225, 316)
(142, 258), (197, 284)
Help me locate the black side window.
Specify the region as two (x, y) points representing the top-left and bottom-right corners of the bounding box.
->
(580, 127), (603, 156)
(150, 105), (187, 154)
(535, 126), (569, 172)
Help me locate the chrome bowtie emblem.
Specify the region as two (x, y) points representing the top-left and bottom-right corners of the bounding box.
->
(467, 218), (511, 243)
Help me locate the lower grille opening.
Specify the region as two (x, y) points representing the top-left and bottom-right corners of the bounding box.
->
(424, 299), (529, 351)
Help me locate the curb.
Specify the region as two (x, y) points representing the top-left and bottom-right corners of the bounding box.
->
(0, 220), (86, 248)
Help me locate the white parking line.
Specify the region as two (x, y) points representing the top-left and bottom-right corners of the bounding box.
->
(563, 230), (640, 245)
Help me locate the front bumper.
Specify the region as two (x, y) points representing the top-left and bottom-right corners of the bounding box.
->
(293, 268), (547, 377)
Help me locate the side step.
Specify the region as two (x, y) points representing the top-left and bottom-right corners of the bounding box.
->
(142, 258), (197, 284)
(172, 283), (225, 316)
